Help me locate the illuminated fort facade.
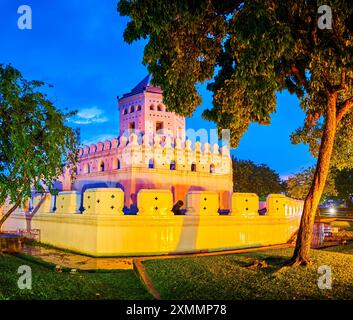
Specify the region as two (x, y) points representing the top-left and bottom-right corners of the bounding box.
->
(62, 75), (233, 211)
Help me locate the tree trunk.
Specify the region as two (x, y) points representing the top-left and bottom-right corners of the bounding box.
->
(25, 194), (47, 231)
(290, 93), (337, 266)
(0, 197), (23, 232)
(0, 192), (47, 232)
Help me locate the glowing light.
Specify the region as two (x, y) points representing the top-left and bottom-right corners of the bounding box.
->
(329, 207), (336, 214)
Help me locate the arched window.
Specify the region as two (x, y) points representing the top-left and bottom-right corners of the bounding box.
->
(123, 108), (128, 115)
(150, 104), (155, 111)
(170, 160), (176, 170)
(113, 158), (120, 170)
(129, 105), (135, 113)
(84, 163), (91, 174)
(210, 163), (215, 173)
(157, 104), (163, 111)
(99, 161), (105, 172)
(148, 159), (154, 169)
(136, 105), (142, 111)
(191, 163), (196, 172)
(156, 121), (164, 133)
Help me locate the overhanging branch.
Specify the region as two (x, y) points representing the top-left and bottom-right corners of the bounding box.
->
(332, 69), (347, 92)
(337, 95), (353, 124)
(290, 65), (307, 87)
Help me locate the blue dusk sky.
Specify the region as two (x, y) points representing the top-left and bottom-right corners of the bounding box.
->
(0, 0), (316, 178)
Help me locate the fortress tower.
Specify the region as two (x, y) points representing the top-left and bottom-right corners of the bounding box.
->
(65, 75), (233, 211)
(118, 74), (185, 140)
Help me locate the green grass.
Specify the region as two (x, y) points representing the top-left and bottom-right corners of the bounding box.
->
(330, 220), (353, 230)
(323, 242), (353, 255)
(0, 254), (152, 300)
(3, 247), (353, 300)
(144, 248), (353, 300)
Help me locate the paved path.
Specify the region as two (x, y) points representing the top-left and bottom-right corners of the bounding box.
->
(22, 244), (133, 270)
(21, 242), (294, 299)
(22, 243), (293, 271)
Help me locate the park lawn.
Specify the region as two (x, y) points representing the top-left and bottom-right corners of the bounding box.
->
(0, 254), (152, 300)
(330, 220), (353, 230)
(323, 242), (353, 255)
(144, 248), (353, 300)
(2, 247), (353, 300)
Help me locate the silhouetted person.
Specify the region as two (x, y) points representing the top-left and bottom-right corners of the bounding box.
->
(172, 200), (184, 215)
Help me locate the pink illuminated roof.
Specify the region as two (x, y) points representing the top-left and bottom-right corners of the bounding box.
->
(121, 74), (162, 98)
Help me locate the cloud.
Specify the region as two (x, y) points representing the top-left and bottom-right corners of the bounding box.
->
(69, 106), (109, 125)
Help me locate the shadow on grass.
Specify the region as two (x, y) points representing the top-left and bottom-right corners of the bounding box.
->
(244, 255), (290, 275)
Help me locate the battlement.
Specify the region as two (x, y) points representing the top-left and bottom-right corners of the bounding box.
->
(2, 190), (303, 256)
(76, 133), (231, 176)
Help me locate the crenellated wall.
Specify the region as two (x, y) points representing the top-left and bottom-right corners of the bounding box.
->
(76, 133), (231, 174)
(2, 189), (303, 256)
(65, 133), (233, 210)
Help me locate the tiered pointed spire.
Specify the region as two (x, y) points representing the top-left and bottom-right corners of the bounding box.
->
(122, 74), (162, 98)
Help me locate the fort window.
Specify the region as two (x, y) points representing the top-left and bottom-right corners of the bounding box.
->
(150, 104), (155, 111)
(210, 164), (215, 173)
(84, 163), (90, 174)
(170, 160), (176, 170)
(156, 121), (164, 133)
(113, 158), (120, 170)
(191, 163), (196, 172)
(129, 122), (135, 130)
(137, 105), (142, 111)
(129, 105), (135, 113)
(157, 104), (163, 111)
(99, 161), (105, 172)
(177, 126), (183, 138)
(123, 108), (128, 115)
(148, 159), (154, 169)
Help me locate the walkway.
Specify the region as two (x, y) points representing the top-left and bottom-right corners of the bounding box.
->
(22, 244), (133, 270)
(22, 243), (292, 271)
(20, 242), (293, 300)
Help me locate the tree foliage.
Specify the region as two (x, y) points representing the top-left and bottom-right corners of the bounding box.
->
(118, 0), (353, 264)
(0, 64), (79, 227)
(118, 0), (353, 148)
(334, 168), (353, 207)
(286, 166), (337, 201)
(232, 157), (284, 198)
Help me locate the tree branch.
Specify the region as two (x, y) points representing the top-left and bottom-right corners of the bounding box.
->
(337, 95), (353, 124)
(290, 65), (307, 87)
(332, 69), (347, 92)
(321, 72), (334, 94)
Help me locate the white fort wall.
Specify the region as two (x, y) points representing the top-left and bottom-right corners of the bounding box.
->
(2, 189), (303, 257)
(65, 133), (233, 210)
(76, 133), (231, 174)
